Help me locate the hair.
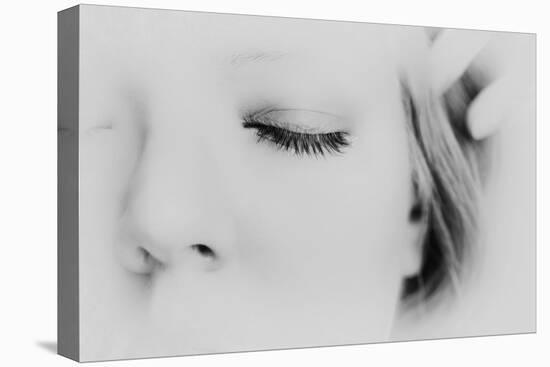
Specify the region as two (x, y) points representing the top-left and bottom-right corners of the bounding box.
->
(399, 71), (490, 308)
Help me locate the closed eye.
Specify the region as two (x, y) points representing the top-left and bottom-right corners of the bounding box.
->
(242, 118), (350, 157)
(88, 123), (114, 131)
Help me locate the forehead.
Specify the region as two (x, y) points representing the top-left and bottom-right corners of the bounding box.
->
(81, 6), (429, 80)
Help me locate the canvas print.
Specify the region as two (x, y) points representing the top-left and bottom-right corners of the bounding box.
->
(57, 4), (536, 362)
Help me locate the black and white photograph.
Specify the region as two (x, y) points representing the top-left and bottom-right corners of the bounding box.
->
(2, 1), (547, 366)
(55, 4), (538, 362)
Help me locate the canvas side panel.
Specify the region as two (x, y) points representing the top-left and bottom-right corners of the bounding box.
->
(57, 5), (80, 362)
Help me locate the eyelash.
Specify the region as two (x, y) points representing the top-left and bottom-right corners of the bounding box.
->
(242, 117), (350, 157)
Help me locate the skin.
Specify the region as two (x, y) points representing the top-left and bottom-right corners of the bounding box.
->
(78, 7), (429, 359)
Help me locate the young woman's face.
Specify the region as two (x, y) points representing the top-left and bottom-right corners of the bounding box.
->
(80, 9), (426, 357)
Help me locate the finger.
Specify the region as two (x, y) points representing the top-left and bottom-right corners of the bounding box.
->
(466, 75), (525, 140)
(430, 29), (492, 94)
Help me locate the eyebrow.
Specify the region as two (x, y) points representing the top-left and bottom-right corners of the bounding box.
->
(228, 51), (288, 67)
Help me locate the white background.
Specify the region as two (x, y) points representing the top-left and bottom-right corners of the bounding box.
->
(0, 0), (547, 366)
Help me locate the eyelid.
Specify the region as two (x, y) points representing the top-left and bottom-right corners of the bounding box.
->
(247, 108), (347, 133)
(83, 123), (115, 134)
(242, 110), (352, 157)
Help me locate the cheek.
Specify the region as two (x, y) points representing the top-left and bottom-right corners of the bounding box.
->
(231, 103), (413, 325)
(79, 122), (153, 355)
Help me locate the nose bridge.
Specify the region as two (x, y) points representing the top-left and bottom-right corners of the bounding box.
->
(123, 109), (233, 253)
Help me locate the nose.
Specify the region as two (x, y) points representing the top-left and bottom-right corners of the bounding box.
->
(115, 120), (235, 276)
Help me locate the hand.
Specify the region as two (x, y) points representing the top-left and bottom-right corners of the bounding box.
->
(429, 29), (534, 140)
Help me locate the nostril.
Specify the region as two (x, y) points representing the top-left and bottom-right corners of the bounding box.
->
(116, 242), (164, 276)
(190, 244), (217, 259)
